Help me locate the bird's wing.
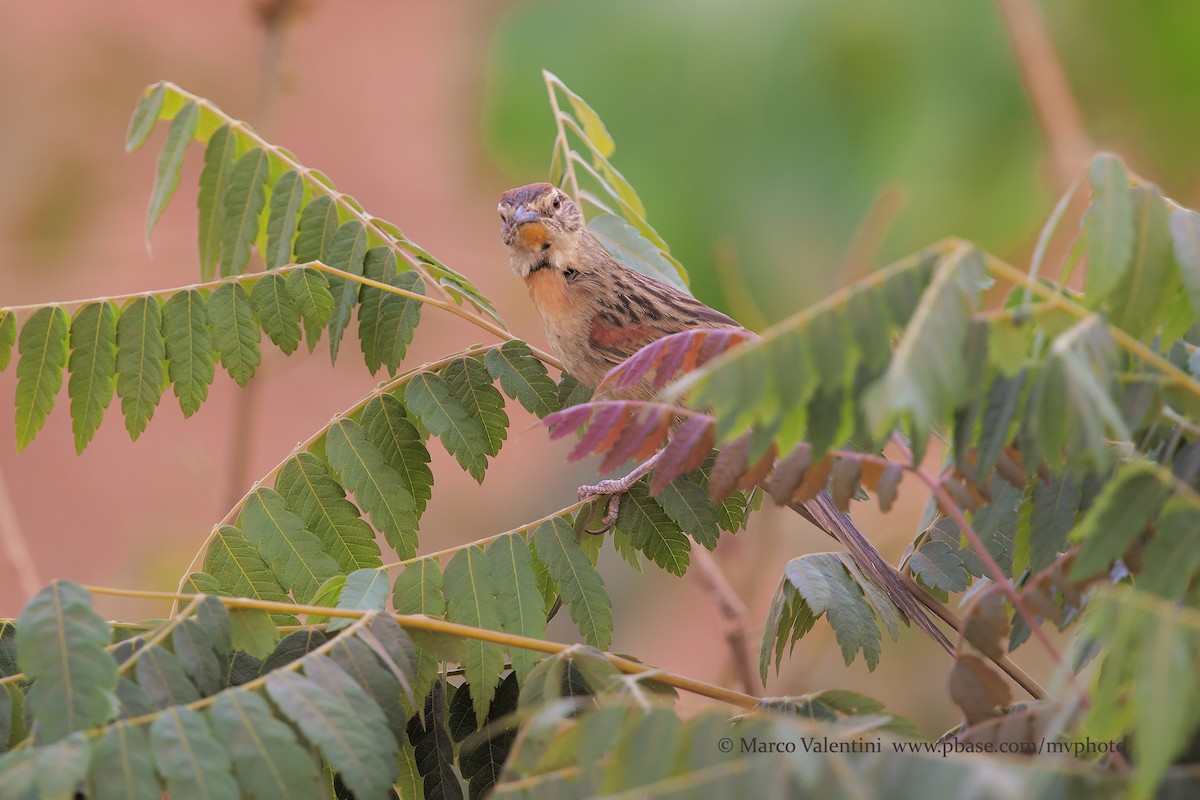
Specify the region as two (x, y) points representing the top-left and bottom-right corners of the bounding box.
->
(586, 268), (741, 370)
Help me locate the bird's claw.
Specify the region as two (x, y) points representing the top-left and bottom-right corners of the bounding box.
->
(578, 480), (626, 534)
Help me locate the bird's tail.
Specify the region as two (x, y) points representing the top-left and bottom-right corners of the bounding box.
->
(791, 491), (954, 655)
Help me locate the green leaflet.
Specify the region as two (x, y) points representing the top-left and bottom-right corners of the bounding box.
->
(285, 267), (334, 354)
(360, 393), (433, 519)
(197, 125), (241, 280)
(268, 664), (399, 799)
(241, 487), (339, 604)
(863, 246), (987, 444)
(532, 517), (613, 650)
(327, 635), (411, 742)
(275, 452), (381, 573)
(203, 526), (295, 611)
(324, 220), (369, 363)
(486, 534), (547, 683)
(443, 546), (506, 725)
(265, 169), (306, 269)
(1083, 153), (1136, 304)
(358, 247), (425, 375)
(30, 732), (92, 798)
(161, 290), (215, 417)
(207, 690), (323, 800)
(405, 366), (496, 483)
(441, 357), (508, 457)
(1170, 207), (1200, 319)
(292, 196), (338, 263)
(67, 302), (118, 453)
(329, 568), (390, 632)
(485, 340), (559, 418)
(151, 707), (238, 800)
(125, 82), (164, 152)
(250, 271), (302, 354)
(785, 553), (883, 670)
(115, 296), (166, 441)
(14, 306), (69, 451)
(1070, 462), (1171, 580)
(89, 723), (156, 800)
(145, 101), (198, 244)
(134, 645), (200, 709)
(228, 609), (279, 659)
(208, 281), (261, 386)
(616, 483), (691, 576)
(1107, 185), (1175, 340)
(172, 598), (231, 697)
(392, 558), (446, 617)
(16, 581), (118, 743)
(392, 558), (446, 705)
(325, 419), (419, 559)
(219, 147), (270, 276)
(655, 475), (720, 551)
(0, 310), (15, 371)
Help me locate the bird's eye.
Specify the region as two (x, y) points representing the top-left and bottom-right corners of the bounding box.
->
(551, 195), (561, 210)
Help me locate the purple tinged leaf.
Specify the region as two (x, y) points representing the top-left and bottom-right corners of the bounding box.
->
(648, 415), (716, 495)
(568, 403), (626, 462)
(544, 403), (596, 440)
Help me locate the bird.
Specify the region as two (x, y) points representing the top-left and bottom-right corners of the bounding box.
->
(498, 182), (952, 654)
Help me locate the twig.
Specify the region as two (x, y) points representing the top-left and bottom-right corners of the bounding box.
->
(90, 586), (761, 710)
(993, 0), (1092, 190)
(0, 459), (40, 601)
(688, 546), (758, 697)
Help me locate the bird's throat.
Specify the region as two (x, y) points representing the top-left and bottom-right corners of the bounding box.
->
(524, 265), (572, 318)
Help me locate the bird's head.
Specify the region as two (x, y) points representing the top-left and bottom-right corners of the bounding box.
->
(498, 182), (586, 277)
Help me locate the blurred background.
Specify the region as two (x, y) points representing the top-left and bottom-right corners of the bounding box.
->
(1, 0), (1196, 735)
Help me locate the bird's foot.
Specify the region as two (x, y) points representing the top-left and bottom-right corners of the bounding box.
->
(577, 478), (635, 534)
(575, 451), (665, 534)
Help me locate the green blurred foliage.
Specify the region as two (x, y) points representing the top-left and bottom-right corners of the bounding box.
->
(483, 0), (1200, 324)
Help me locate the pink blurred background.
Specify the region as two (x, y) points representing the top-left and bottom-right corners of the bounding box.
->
(0, 0), (1071, 735)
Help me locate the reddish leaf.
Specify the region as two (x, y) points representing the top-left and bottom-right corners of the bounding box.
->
(737, 443), (777, 492)
(569, 404), (627, 462)
(830, 457), (862, 511)
(708, 432), (752, 503)
(652, 333), (696, 390)
(633, 410), (674, 461)
(794, 457), (833, 505)
(949, 655), (1011, 725)
(768, 443), (812, 505)
(600, 407), (668, 473)
(597, 328), (755, 394)
(545, 404), (596, 441)
(876, 464), (903, 513)
(961, 590), (1009, 662)
(649, 415), (717, 495)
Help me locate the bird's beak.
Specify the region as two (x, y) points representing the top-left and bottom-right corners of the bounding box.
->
(513, 205), (538, 226)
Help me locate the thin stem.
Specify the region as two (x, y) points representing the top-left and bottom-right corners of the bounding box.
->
(993, 0), (1092, 189)
(543, 73), (581, 200)
(891, 435), (1063, 664)
(689, 546), (758, 697)
(379, 497), (592, 571)
(115, 596), (202, 677)
(0, 261), (561, 372)
(1023, 172), (1083, 310)
(984, 251), (1200, 400)
(89, 586), (760, 710)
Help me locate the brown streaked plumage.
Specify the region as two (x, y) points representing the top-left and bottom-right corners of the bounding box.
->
(499, 183), (737, 394)
(498, 183), (952, 654)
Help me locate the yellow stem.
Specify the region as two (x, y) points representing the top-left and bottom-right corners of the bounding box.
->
(88, 586), (760, 710)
